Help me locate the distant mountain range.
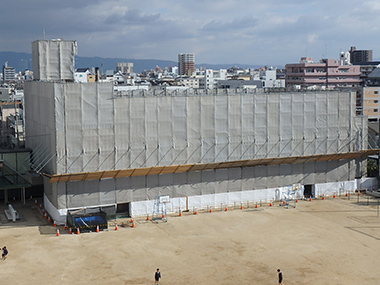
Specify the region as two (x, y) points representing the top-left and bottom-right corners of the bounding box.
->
(0, 51), (264, 74)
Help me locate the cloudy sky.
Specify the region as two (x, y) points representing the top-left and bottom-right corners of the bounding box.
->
(1, 0), (379, 66)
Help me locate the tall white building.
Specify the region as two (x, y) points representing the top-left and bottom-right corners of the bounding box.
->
(199, 69), (227, 89)
(2, 62), (15, 82)
(116, 62), (133, 74)
(32, 39), (77, 81)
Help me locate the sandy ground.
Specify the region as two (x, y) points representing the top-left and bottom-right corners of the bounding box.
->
(0, 195), (379, 285)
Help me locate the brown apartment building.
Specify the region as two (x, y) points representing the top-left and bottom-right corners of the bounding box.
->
(178, 53), (195, 76)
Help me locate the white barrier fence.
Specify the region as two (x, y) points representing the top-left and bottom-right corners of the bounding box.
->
(44, 177), (377, 224)
(130, 178), (377, 217)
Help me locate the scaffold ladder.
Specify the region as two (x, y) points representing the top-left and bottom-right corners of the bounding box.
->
(152, 195), (168, 223)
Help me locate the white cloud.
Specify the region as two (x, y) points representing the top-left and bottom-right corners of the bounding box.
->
(308, 34), (318, 44)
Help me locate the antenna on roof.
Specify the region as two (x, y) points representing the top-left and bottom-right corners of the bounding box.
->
(43, 29), (46, 40)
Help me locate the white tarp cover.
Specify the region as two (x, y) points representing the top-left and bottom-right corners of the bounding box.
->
(32, 40), (77, 81)
(24, 84), (369, 213)
(25, 85), (365, 175)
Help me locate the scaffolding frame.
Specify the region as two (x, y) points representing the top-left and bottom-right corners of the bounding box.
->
(280, 184), (303, 208)
(152, 195), (169, 223)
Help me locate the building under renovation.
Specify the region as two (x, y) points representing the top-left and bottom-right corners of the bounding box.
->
(24, 40), (377, 224)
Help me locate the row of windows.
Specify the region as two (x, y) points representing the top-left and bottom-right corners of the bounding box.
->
(290, 68), (353, 73)
(291, 68), (326, 73)
(288, 77), (353, 81)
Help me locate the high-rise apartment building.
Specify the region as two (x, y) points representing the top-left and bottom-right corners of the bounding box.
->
(178, 53), (195, 76)
(2, 62), (15, 82)
(116, 62), (133, 74)
(350, 46), (373, 64)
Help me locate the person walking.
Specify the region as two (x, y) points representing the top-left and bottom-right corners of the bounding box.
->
(277, 269), (283, 285)
(154, 268), (161, 285)
(2, 246), (8, 260)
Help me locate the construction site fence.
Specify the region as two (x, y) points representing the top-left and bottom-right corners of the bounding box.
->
(130, 178), (377, 217)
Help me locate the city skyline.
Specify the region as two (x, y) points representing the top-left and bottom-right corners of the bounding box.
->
(0, 0), (379, 66)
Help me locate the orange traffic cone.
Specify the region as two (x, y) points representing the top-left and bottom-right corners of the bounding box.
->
(44, 212), (47, 219)
(296, 199), (298, 203)
(34, 199), (38, 206)
(48, 216), (51, 223)
(179, 209), (182, 217)
(69, 228), (73, 234)
(162, 213), (166, 219)
(146, 214), (150, 221)
(53, 220), (57, 227)
(225, 206), (228, 211)
(39, 204), (43, 209)
(96, 225), (100, 232)
(345, 192), (348, 197)
(64, 224), (68, 230)
(195, 209), (198, 215)
(115, 223), (118, 230)
(309, 197), (312, 201)
(255, 204), (258, 208)
(131, 220), (135, 228)
(322, 196), (325, 200)
(209, 207), (212, 213)
(240, 203), (243, 210)
(269, 201), (273, 207)
(76, 227), (80, 234)
(333, 194), (336, 198)
(56, 229), (60, 236)
(283, 201), (286, 205)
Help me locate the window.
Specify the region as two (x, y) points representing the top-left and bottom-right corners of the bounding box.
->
(375, 100), (378, 104)
(374, 109), (378, 112)
(374, 91), (379, 95)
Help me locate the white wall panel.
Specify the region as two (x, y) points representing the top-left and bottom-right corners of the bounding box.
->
(130, 98), (146, 142)
(82, 84), (98, 128)
(228, 95), (241, 138)
(99, 179), (116, 205)
(280, 94), (292, 141)
(66, 129), (83, 173)
(115, 177), (132, 202)
(267, 95), (279, 141)
(172, 96), (187, 139)
(254, 95), (267, 144)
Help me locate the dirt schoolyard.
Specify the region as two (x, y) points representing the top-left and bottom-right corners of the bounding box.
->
(0, 195), (379, 284)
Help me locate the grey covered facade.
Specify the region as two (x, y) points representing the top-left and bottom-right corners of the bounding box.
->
(23, 82), (371, 221)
